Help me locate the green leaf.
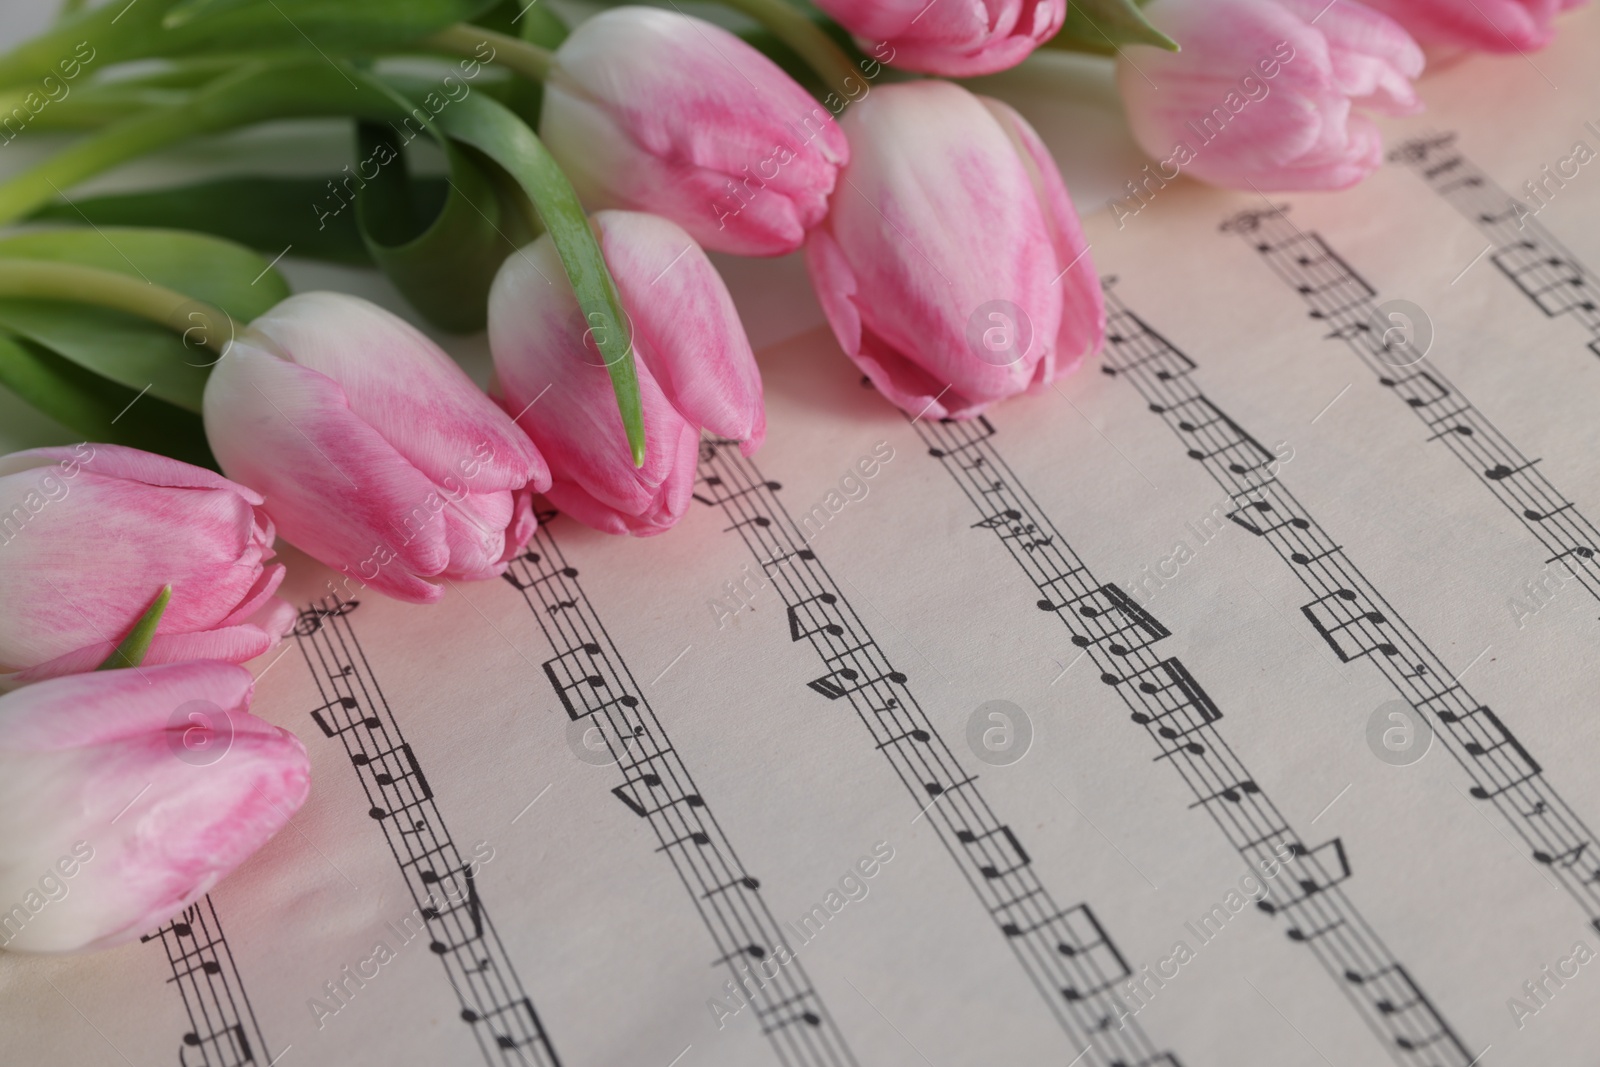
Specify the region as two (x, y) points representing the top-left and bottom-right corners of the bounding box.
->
(1052, 0), (1177, 54)
(0, 301), (212, 411)
(0, 227), (289, 317)
(0, 227), (289, 411)
(97, 585), (171, 671)
(423, 88), (647, 465)
(0, 0), (502, 87)
(30, 176), (397, 265)
(0, 60), (413, 224)
(0, 331), (214, 467)
(355, 122), (521, 333)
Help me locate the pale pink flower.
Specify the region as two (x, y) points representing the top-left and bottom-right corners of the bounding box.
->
(541, 7), (848, 257)
(805, 81), (1102, 420)
(813, 0), (1066, 76)
(0, 445), (292, 685)
(489, 211), (763, 536)
(1117, 0), (1425, 191)
(203, 293), (549, 604)
(1359, 0), (1584, 53)
(0, 662), (309, 953)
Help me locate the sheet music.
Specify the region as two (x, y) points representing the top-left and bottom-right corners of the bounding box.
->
(7, 10), (1600, 1066)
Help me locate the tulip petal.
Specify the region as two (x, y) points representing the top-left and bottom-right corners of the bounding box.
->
(0, 660), (255, 749)
(542, 8), (847, 257)
(489, 234), (701, 525)
(982, 96), (1105, 380)
(816, 0), (1066, 76)
(0, 471), (279, 670)
(249, 293), (548, 497)
(0, 444), (264, 503)
(1359, 0), (1566, 52)
(596, 212), (765, 452)
(807, 82), (1078, 418)
(203, 337), (452, 604)
(1120, 0), (1423, 191)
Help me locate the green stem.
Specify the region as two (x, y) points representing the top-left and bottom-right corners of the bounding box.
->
(97, 585), (172, 670)
(713, 0), (863, 103)
(0, 259), (238, 353)
(0, 105), (200, 223)
(425, 24), (552, 83)
(0, 60), (397, 224)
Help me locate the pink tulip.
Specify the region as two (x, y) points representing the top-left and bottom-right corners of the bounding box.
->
(0, 444), (293, 685)
(804, 81), (1102, 420)
(0, 662), (309, 953)
(1358, 0), (1583, 53)
(1117, 0), (1425, 191)
(540, 7), (848, 257)
(812, 0), (1066, 76)
(203, 293), (549, 604)
(489, 211), (763, 536)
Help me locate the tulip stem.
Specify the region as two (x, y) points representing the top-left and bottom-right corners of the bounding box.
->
(713, 0), (864, 103)
(97, 585), (171, 671)
(425, 24), (554, 83)
(0, 260), (238, 354)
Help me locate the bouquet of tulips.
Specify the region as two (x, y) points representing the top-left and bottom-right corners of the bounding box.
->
(0, 0), (1576, 954)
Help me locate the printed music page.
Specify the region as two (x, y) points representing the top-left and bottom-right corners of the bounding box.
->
(6, 9), (1600, 1067)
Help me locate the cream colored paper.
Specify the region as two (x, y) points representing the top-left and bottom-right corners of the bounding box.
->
(6, 12), (1600, 1067)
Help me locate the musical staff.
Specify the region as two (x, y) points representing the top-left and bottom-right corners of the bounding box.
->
(1101, 284), (1600, 937)
(1226, 204), (1600, 612)
(1390, 132), (1600, 354)
(912, 411), (1472, 1066)
(694, 439), (1184, 1067)
(293, 600), (562, 1067)
(502, 521), (856, 1067)
(141, 898), (268, 1067)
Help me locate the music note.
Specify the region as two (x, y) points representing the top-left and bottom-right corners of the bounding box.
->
(877, 728), (931, 749)
(1524, 502), (1575, 522)
(612, 773), (705, 818)
(705, 875), (761, 898)
(1486, 460), (1539, 480)
(714, 944), (767, 965)
(1286, 918), (1345, 942)
(956, 825), (1031, 879)
(311, 703), (378, 739)
(926, 416), (997, 459)
(787, 594), (843, 641)
(1228, 499), (1310, 536)
(1301, 590), (1398, 663)
(693, 480), (781, 507)
(973, 508), (1022, 531)
(503, 564), (578, 591)
(426, 866), (484, 953)
(1188, 780), (1259, 808)
(1533, 843), (1588, 868)
(1066, 583), (1171, 656)
(807, 667), (905, 700)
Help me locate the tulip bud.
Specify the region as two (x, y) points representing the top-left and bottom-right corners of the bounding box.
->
(1117, 0), (1424, 191)
(0, 444), (293, 685)
(0, 662), (309, 953)
(1358, 0), (1581, 53)
(489, 211), (764, 535)
(805, 81), (1102, 420)
(540, 7), (848, 257)
(812, 0), (1066, 76)
(203, 293), (550, 604)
